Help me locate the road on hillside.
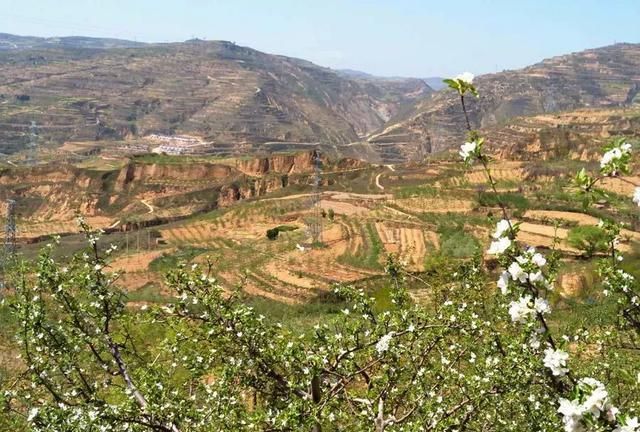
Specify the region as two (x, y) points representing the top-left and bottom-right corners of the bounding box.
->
(375, 164), (395, 190)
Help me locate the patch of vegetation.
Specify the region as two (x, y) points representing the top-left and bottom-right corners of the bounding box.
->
(436, 223), (479, 259)
(149, 246), (208, 272)
(477, 191), (529, 209)
(266, 225), (298, 240)
(127, 282), (172, 303)
(337, 220), (383, 270)
(566, 225), (608, 258)
(394, 184), (441, 199)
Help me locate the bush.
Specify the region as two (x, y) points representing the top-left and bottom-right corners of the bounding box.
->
(266, 228), (279, 240)
(477, 192), (529, 209)
(266, 225), (298, 240)
(437, 224), (479, 258)
(567, 225), (609, 258)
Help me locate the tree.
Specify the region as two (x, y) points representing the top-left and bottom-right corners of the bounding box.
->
(327, 208), (335, 221)
(266, 227), (279, 240)
(2, 75), (640, 432)
(4, 232), (567, 431)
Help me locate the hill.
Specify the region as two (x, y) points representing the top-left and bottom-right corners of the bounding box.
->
(368, 43), (640, 161)
(0, 32), (147, 50)
(0, 35), (431, 157)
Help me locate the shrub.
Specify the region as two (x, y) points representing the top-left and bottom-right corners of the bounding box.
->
(437, 224), (479, 258)
(266, 225), (298, 240)
(477, 191), (529, 209)
(266, 227), (279, 240)
(567, 225), (609, 258)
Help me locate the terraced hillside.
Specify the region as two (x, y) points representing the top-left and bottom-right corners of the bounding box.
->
(0, 34), (431, 157)
(483, 107), (640, 161)
(370, 43), (640, 160)
(0, 142), (637, 318)
(0, 151), (366, 240)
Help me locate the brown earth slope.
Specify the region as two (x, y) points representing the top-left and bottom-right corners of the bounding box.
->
(370, 43), (640, 161)
(0, 35), (431, 156)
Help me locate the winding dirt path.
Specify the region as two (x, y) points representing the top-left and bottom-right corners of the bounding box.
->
(140, 199), (154, 214)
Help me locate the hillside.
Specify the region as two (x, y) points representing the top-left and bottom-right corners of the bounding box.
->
(369, 43), (640, 160)
(0, 35), (431, 157)
(483, 106), (640, 161)
(0, 33), (147, 50)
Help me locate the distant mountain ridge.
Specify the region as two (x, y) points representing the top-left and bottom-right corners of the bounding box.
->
(0, 33), (147, 50)
(0, 34), (431, 157)
(2, 33), (640, 163)
(367, 43), (640, 161)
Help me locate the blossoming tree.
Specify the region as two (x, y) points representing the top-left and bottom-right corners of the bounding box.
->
(1, 74), (639, 431)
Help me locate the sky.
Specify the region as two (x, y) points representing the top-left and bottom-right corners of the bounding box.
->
(1, 0), (639, 77)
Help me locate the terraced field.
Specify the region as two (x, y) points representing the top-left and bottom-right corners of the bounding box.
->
(5, 149), (640, 307)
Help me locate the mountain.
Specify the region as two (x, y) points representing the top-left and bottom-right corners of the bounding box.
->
(369, 43), (640, 161)
(0, 33), (147, 50)
(0, 35), (431, 157)
(422, 77), (446, 91)
(484, 107), (640, 161)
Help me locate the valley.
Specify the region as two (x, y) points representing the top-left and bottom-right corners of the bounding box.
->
(3, 147), (638, 311)
(1, 29), (640, 432)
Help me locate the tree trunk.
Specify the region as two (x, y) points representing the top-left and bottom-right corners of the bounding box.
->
(311, 375), (322, 432)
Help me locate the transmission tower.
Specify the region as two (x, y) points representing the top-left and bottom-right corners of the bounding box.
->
(1, 199), (17, 290)
(25, 120), (38, 165)
(307, 150), (323, 244)
(5, 199), (16, 258)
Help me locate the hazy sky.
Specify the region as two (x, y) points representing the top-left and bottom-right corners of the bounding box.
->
(1, 0), (639, 77)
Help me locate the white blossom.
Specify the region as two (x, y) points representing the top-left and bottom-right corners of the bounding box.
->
(488, 237), (511, 255)
(558, 398), (585, 432)
(376, 332), (394, 354)
(455, 72), (474, 84)
(543, 348), (569, 376)
(532, 252), (547, 267)
(600, 142), (632, 175)
(508, 262), (528, 283)
(633, 187), (640, 207)
(529, 271), (545, 284)
(614, 417), (640, 432)
(459, 141), (478, 161)
(601, 147), (622, 167)
(508, 296), (534, 323)
(492, 219), (511, 239)
(497, 271), (510, 295)
(579, 378), (610, 418)
(27, 407), (39, 422)
(534, 297), (551, 315)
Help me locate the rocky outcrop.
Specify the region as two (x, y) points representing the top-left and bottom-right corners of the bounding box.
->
(0, 151), (359, 226)
(233, 152), (318, 176)
(114, 163), (236, 191)
(217, 176), (288, 207)
(232, 151), (365, 176)
(0, 165), (83, 185)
